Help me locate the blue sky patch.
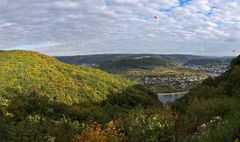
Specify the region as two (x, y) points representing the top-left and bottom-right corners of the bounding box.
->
(179, 0), (192, 6)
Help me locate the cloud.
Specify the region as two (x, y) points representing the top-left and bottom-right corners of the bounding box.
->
(4, 42), (62, 50)
(0, 22), (15, 29)
(0, 0), (239, 56)
(53, 1), (80, 9)
(188, 0), (211, 13)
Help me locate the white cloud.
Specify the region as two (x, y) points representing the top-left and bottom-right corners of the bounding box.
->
(0, 22), (15, 29)
(5, 42), (62, 50)
(185, 0), (211, 13)
(53, 1), (80, 9)
(0, 0), (10, 7)
(158, 0), (179, 9)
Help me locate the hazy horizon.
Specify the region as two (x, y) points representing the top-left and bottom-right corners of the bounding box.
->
(0, 0), (240, 56)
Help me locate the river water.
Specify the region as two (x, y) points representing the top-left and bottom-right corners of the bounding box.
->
(157, 92), (188, 104)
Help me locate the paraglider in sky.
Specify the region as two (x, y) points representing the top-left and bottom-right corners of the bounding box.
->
(153, 16), (158, 22)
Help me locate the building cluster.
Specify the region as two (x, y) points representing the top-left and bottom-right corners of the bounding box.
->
(184, 64), (229, 77)
(135, 75), (207, 89)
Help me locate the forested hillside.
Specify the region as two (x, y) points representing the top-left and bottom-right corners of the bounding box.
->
(184, 58), (232, 66)
(0, 50), (169, 142)
(99, 57), (176, 72)
(56, 54), (204, 65)
(0, 50), (159, 104)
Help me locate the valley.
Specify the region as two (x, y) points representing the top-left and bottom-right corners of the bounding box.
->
(115, 67), (207, 93)
(56, 54), (229, 94)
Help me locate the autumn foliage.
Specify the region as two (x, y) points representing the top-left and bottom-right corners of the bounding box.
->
(74, 121), (124, 142)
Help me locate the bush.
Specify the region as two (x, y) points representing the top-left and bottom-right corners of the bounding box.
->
(121, 106), (175, 142)
(74, 121), (124, 142)
(187, 113), (240, 142)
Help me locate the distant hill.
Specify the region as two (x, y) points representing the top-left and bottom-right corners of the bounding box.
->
(55, 54), (205, 66)
(99, 57), (176, 72)
(184, 57), (232, 66)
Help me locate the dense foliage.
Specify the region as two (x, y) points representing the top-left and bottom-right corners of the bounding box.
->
(0, 50), (161, 104)
(0, 50), (175, 142)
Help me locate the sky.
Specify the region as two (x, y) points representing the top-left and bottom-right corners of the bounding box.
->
(0, 0), (240, 56)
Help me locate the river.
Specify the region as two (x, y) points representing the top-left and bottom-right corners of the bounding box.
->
(157, 92), (188, 104)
